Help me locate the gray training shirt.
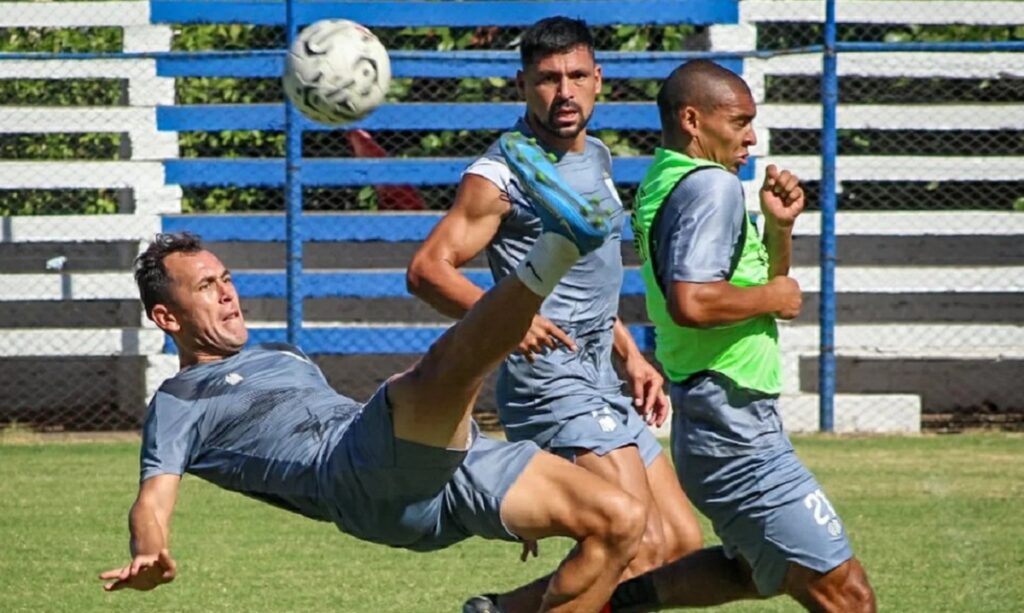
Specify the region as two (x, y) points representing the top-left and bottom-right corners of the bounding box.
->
(140, 343), (363, 520)
(465, 119), (628, 426)
(651, 167), (746, 290)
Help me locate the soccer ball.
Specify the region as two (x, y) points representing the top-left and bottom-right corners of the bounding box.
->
(283, 19), (391, 125)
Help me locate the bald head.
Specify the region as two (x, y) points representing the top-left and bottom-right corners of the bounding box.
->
(657, 60), (751, 136)
(655, 60), (757, 171)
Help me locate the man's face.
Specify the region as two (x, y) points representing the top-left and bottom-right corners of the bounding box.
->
(519, 45), (602, 141)
(159, 250), (248, 358)
(690, 85), (757, 173)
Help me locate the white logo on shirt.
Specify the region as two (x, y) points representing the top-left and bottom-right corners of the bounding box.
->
(225, 372), (244, 385)
(592, 406), (618, 432)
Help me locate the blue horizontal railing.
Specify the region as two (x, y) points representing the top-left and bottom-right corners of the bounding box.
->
(150, 0), (737, 27)
(158, 102), (663, 132)
(165, 213), (449, 241)
(156, 51), (742, 79)
(163, 157), (755, 187)
(162, 211), (770, 244)
(221, 270), (646, 298)
(164, 323), (656, 355)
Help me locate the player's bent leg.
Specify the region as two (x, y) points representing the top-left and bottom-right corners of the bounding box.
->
(573, 446), (665, 579)
(608, 545), (762, 611)
(386, 274), (549, 449)
(643, 453), (704, 562)
(783, 558), (876, 613)
(500, 452), (646, 612)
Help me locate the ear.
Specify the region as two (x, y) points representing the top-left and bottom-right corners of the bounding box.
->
(593, 64), (603, 94)
(515, 69), (525, 96)
(680, 105), (700, 138)
(150, 303), (181, 335)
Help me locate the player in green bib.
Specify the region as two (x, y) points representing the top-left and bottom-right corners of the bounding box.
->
(607, 61), (877, 611)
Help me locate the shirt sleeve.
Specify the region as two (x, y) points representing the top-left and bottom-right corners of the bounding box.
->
(139, 390), (202, 483)
(652, 168), (746, 289)
(463, 148), (513, 192)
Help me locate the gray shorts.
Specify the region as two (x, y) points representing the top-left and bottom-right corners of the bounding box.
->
(506, 392), (662, 467)
(676, 437), (854, 595)
(326, 385), (542, 552)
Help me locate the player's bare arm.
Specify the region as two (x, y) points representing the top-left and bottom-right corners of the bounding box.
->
(99, 474), (180, 592)
(759, 163), (805, 278)
(407, 173), (509, 318)
(407, 173), (577, 360)
(612, 318), (668, 426)
(669, 275), (802, 328)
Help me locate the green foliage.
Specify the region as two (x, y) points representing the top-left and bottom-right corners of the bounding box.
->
(179, 131), (284, 159)
(0, 133), (121, 160)
(0, 79), (122, 106)
(181, 188), (279, 213)
(0, 26), (121, 53)
(882, 24), (1024, 44)
(0, 189), (119, 215)
(172, 24), (282, 51)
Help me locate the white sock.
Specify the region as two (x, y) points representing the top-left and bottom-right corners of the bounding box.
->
(515, 232), (581, 297)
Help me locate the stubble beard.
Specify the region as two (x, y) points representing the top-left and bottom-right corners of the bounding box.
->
(531, 102), (592, 140)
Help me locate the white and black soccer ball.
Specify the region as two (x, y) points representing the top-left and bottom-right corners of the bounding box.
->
(283, 19), (391, 125)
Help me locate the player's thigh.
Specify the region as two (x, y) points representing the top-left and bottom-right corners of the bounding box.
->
(645, 453), (704, 557)
(500, 451), (646, 543)
(681, 448), (855, 597)
(574, 445), (653, 508)
(385, 360), (482, 449)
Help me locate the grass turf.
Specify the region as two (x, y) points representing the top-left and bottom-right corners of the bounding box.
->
(1, 433), (1022, 612)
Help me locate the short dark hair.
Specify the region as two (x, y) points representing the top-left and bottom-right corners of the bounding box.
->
(135, 232), (203, 318)
(657, 59), (750, 130)
(519, 16), (594, 69)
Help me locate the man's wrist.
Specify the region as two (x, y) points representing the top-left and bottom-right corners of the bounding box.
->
(763, 216), (795, 233)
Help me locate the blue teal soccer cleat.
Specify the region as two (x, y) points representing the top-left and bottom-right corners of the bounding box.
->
(499, 131), (612, 255)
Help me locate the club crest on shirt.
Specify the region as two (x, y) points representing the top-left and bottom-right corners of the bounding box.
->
(591, 406), (618, 432)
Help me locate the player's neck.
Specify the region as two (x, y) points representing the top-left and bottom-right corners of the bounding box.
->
(177, 347), (236, 370)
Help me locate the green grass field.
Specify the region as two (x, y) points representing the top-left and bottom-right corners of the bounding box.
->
(1, 433), (1022, 612)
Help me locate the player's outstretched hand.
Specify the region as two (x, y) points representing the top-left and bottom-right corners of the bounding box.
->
(99, 548), (177, 592)
(760, 164), (804, 228)
(624, 354), (669, 427)
(517, 315), (576, 362)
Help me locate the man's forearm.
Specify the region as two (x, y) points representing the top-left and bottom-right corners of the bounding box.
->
(673, 282), (782, 328)
(407, 262), (486, 320)
(763, 221), (793, 277)
(129, 501), (168, 557)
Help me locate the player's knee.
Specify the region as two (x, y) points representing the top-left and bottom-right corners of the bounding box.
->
(628, 521), (667, 576)
(837, 562), (876, 612)
(804, 560), (876, 613)
(600, 492), (646, 558)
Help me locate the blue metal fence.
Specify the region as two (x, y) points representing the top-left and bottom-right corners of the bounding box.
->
(5, 0), (1021, 431)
